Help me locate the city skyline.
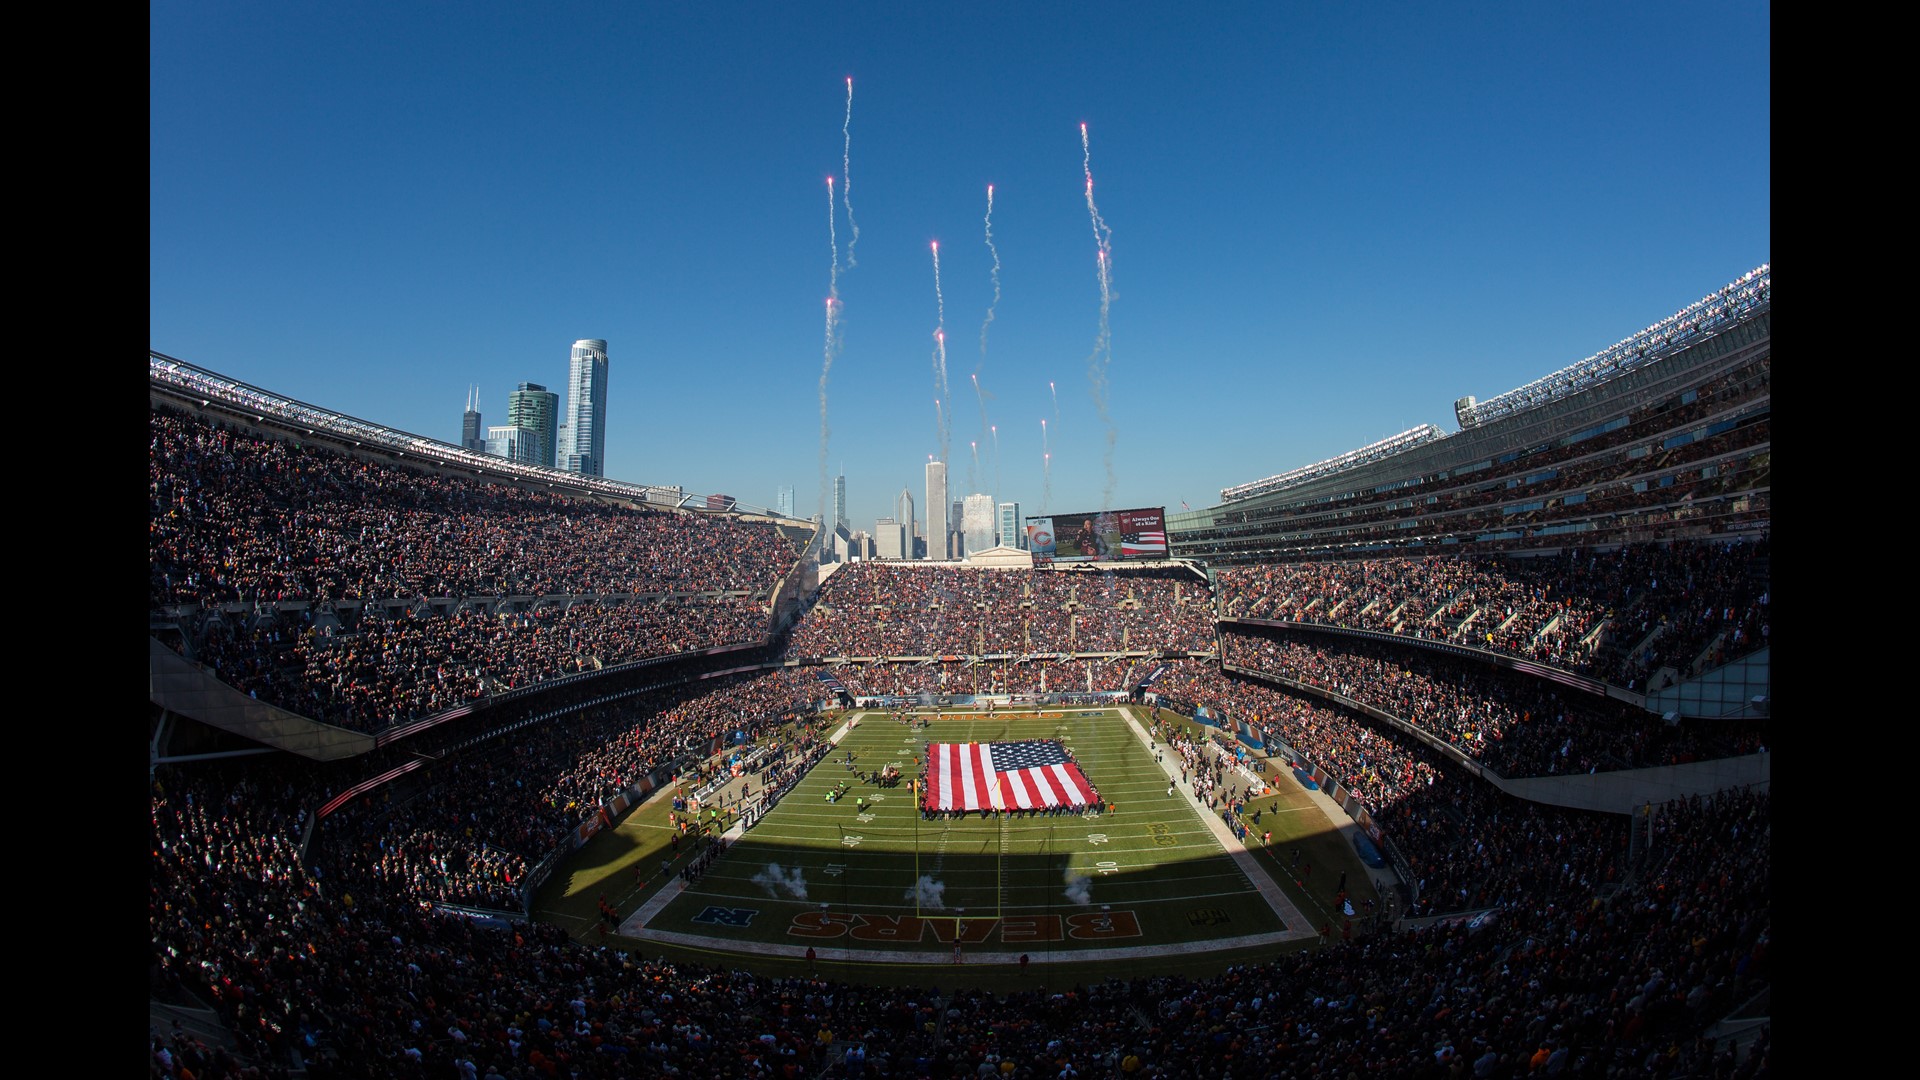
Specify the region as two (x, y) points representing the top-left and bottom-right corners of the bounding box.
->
(152, 4), (1769, 531)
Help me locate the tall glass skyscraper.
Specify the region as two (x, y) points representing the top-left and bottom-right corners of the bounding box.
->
(997, 501), (1024, 549)
(508, 382), (560, 467)
(832, 474), (848, 531)
(564, 339), (609, 477)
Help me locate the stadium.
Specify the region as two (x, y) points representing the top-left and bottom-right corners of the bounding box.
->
(148, 262), (1769, 1078)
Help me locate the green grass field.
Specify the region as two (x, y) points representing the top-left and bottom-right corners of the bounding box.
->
(539, 707), (1379, 982)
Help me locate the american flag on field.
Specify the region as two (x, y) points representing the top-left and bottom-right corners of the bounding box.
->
(923, 740), (1098, 812)
(1120, 528), (1167, 558)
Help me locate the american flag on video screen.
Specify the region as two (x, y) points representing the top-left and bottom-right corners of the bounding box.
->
(923, 740), (1097, 812)
(1120, 528), (1167, 557)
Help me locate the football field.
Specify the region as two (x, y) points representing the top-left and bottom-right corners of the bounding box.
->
(625, 707), (1317, 962)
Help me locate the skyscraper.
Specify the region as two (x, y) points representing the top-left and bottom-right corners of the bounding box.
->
(832, 473), (848, 531)
(998, 501), (1024, 549)
(563, 339), (609, 477)
(963, 494), (994, 555)
(895, 486), (916, 547)
(924, 460), (947, 560)
(507, 382), (560, 467)
(485, 424), (538, 464)
(461, 386), (483, 452)
(776, 485), (795, 518)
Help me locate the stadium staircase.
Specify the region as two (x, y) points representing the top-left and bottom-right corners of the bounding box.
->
(150, 992), (304, 1075)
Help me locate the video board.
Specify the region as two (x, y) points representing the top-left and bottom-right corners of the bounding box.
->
(1025, 507), (1167, 565)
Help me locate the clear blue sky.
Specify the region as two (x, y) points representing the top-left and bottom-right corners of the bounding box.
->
(151, 2), (1769, 532)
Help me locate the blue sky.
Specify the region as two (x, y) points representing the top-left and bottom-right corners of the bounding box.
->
(151, 2), (1769, 532)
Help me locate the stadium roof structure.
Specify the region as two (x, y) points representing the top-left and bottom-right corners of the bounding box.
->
(1213, 264), (1770, 509)
(1452, 264), (1770, 430)
(1220, 425), (1447, 505)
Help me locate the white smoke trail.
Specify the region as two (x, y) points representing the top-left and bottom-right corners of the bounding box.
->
(1044, 417), (1059, 507)
(974, 184), (1000, 481)
(818, 177), (841, 523)
(1081, 123), (1117, 508)
(931, 242), (951, 464)
(990, 424), (1001, 505)
(842, 77), (860, 268)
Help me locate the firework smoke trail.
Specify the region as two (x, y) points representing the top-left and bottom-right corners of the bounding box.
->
(970, 440), (980, 490)
(1049, 379), (1059, 422)
(974, 185), (1001, 463)
(968, 374), (986, 489)
(841, 77), (860, 268)
(1041, 419), (1052, 511)
(1081, 122), (1118, 507)
(991, 423), (1001, 503)
(818, 177), (841, 522)
(931, 242), (951, 464)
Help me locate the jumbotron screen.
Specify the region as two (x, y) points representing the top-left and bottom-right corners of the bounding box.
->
(1026, 507), (1168, 565)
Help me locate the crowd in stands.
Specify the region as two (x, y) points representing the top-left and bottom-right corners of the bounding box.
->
(152, 406), (804, 731)
(1150, 665), (1445, 826)
(1219, 627), (1765, 777)
(825, 657), (1190, 699)
(786, 564), (1214, 659)
(301, 666), (829, 913)
(152, 407), (799, 607)
(1194, 352), (1770, 559)
(1214, 538), (1769, 690)
(191, 598), (769, 731)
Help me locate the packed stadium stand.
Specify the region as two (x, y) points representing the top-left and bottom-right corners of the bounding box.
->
(149, 269), (1769, 1079)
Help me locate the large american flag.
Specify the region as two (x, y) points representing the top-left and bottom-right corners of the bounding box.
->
(923, 740), (1098, 812)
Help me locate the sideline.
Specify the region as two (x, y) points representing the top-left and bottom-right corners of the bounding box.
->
(1117, 707), (1313, 938)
